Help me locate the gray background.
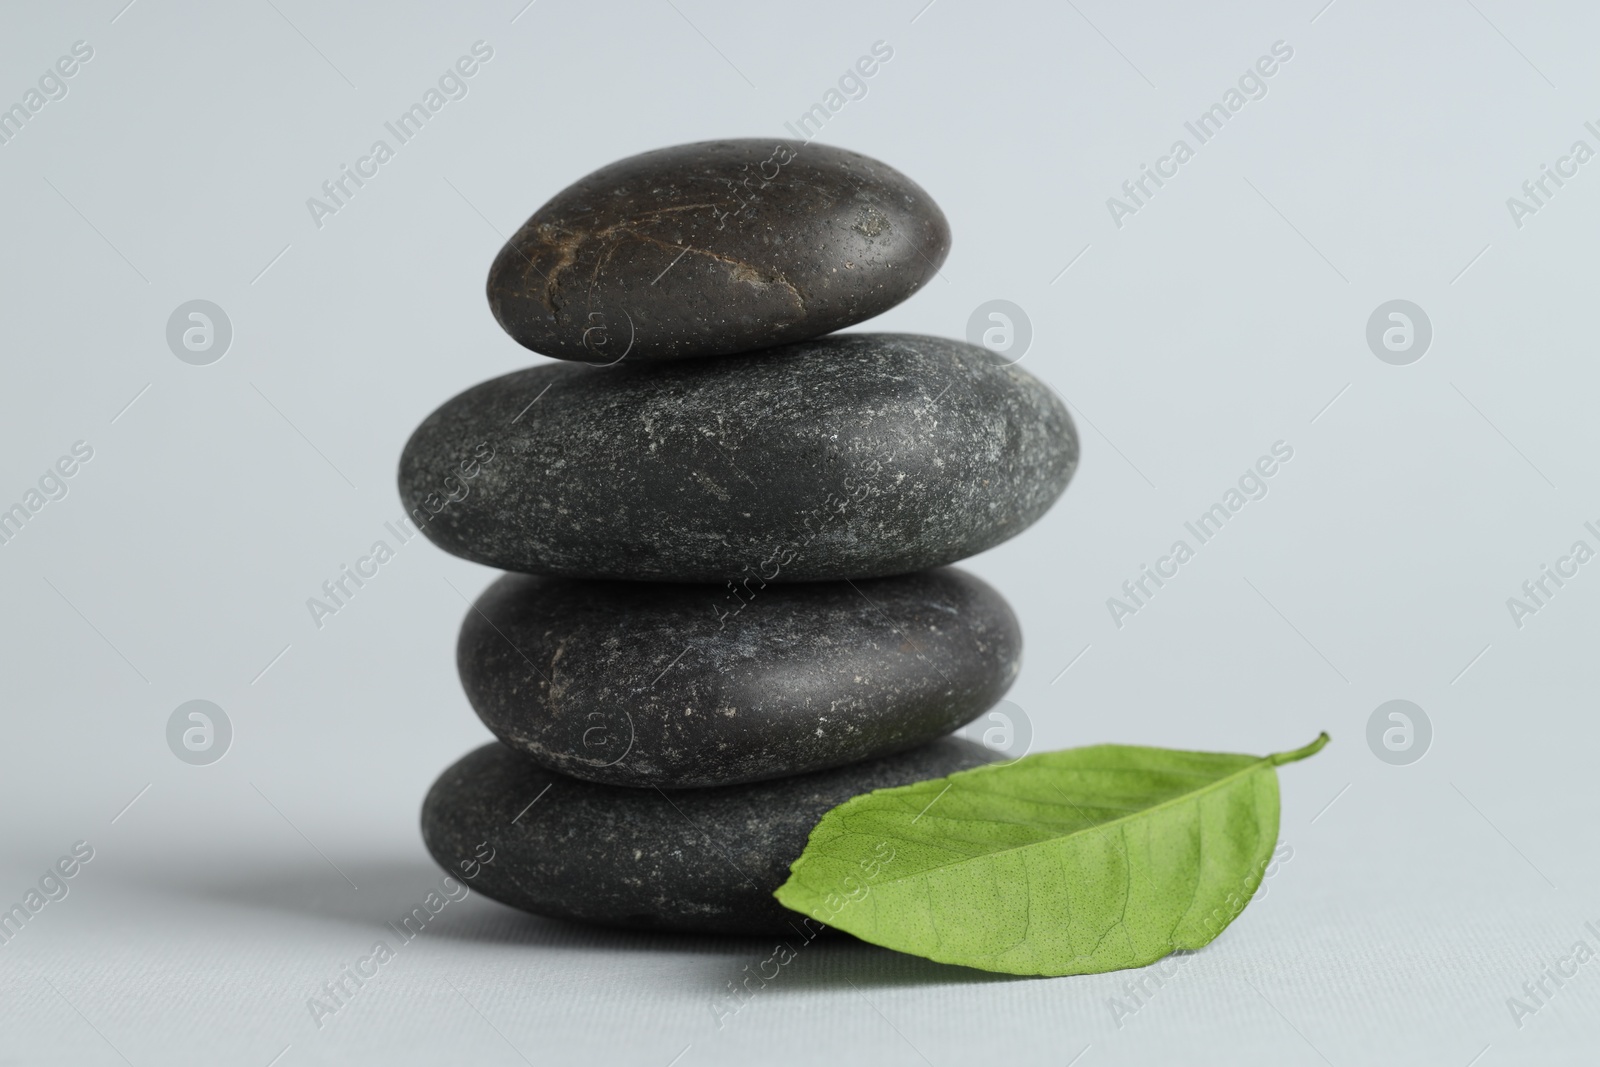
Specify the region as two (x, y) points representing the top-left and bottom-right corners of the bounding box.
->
(1, 0), (1596, 1063)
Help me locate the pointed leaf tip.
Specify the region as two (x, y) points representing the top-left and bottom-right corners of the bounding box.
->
(1270, 731), (1330, 766)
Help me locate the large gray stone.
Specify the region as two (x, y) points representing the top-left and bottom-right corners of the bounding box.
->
(486, 139), (949, 362)
(421, 738), (997, 935)
(397, 333), (1077, 582)
(457, 567), (1019, 789)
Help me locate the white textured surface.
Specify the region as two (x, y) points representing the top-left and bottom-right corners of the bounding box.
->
(2, 0), (1598, 1062)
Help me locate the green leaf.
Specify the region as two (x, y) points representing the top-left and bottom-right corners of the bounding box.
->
(773, 733), (1328, 976)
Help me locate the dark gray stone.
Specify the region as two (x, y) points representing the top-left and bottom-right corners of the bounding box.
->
(486, 139), (950, 363)
(458, 567), (1019, 789)
(421, 737), (997, 935)
(397, 333), (1077, 582)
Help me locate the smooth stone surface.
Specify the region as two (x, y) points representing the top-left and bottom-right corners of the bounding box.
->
(398, 333), (1077, 582)
(486, 139), (949, 362)
(422, 737), (998, 935)
(458, 567), (1020, 789)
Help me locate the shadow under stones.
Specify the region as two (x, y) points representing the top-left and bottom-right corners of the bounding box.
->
(136, 855), (1029, 989)
(434, 905), (1028, 990)
(714, 931), (1031, 993)
(117, 857), (471, 929)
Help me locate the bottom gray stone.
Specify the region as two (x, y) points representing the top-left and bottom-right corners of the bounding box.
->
(421, 738), (997, 935)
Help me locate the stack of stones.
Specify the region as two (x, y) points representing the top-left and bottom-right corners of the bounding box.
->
(401, 140), (1077, 935)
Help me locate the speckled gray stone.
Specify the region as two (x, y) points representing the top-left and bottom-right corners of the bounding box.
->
(422, 737), (997, 935)
(486, 139), (949, 363)
(457, 567), (1019, 789)
(397, 333), (1077, 582)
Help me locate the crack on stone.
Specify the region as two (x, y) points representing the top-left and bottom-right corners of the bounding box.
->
(517, 205), (807, 321)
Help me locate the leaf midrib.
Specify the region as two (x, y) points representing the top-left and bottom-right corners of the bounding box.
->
(816, 752), (1274, 891)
